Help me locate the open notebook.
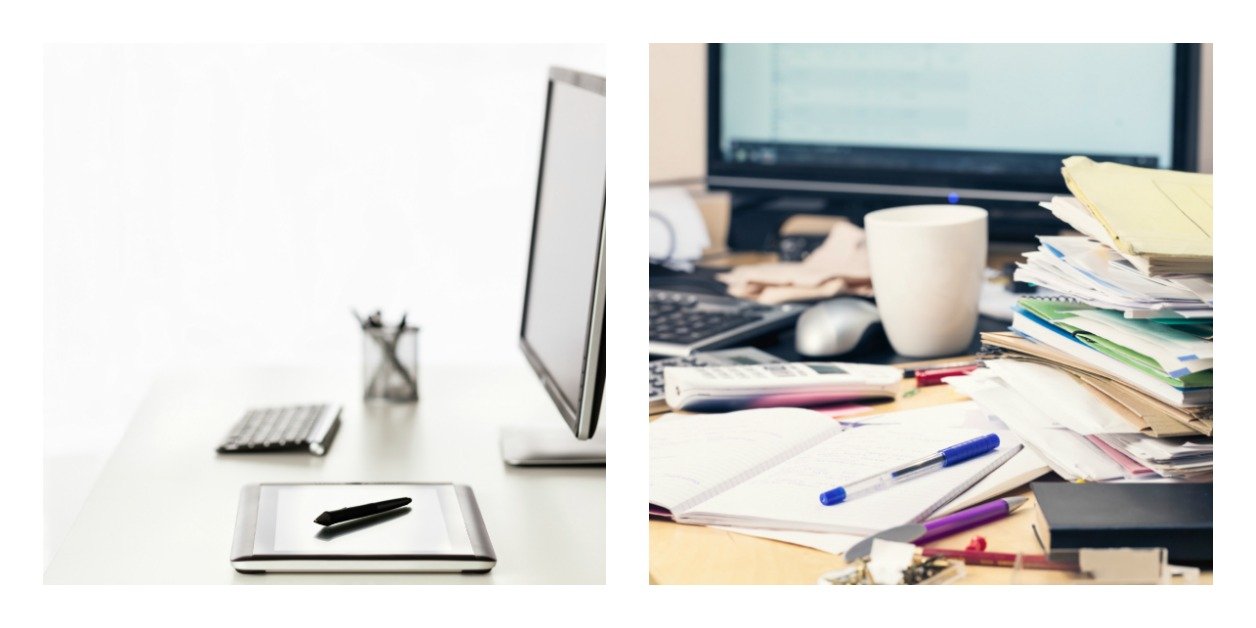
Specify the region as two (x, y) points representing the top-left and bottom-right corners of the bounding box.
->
(651, 406), (1022, 536)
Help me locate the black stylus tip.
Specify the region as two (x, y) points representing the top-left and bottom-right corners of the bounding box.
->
(314, 512), (333, 526)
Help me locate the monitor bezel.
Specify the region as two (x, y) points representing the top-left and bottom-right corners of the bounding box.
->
(706, 43), (1201, 201)
(518, 66), (606, 441)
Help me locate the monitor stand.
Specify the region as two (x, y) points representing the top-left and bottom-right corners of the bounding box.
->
(499, 426), (606, 466)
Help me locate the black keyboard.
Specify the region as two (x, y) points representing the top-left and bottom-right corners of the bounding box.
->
(649, 290), (805, 357)
(217, 404), (341, 456)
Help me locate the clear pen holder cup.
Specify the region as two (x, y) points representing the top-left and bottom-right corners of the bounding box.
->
(362, 326), (420, 402)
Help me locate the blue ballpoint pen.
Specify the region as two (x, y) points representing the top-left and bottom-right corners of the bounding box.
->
(819, 433), (1001, 506)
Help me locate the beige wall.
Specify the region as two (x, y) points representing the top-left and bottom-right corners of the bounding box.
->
(649, 44), (706, 183)
(649, 43), (1214, 182)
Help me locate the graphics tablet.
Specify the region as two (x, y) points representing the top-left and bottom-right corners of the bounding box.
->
(230, 483), (496, 574)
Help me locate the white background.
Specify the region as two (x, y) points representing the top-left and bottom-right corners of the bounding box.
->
(3, 0), (1251, 623)
(44, 43), (603, 566)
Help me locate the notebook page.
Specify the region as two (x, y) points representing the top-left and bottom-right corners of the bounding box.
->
(935, 447), (1049, 516)
(711, 526), (864, 556)
(685, 425), (1013, 535)
(849, 400), (1051, 517)
(650, 408), (841, 513)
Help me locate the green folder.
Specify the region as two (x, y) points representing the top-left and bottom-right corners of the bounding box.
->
(1017, 299), (1212, 389)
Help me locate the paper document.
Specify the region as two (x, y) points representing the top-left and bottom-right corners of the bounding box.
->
(947, 366), (1211, 481)
(1061, 156), (1212, 274)
(983, 359), (1140, 435)
(979, 331), (1211, 436)
(1095, 433), (1213, 479)
(1015, 299), (1212, 388)
(945, 369), (1128, 482)
(1064, 310), (1212, 376)
(1013, 235), (1212, 317)
(1010, 308), (1211, 407)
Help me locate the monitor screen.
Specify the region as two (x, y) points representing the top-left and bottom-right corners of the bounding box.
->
(719, 44), (1178, 171)
(519, 68), (606, 439)
(708, 44), (1200, 241)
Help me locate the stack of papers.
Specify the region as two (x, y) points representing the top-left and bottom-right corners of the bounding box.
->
(1013, 298), (1212, 402)
(950, 157), (1213, 484)
(980, 331), (1211, 436)
(1014, 233), (1212, 318)
(1058, 156), (1212, 275)
(1092, 433), (1213, 480)
(1027, 157), (1212, 314)
(948, 362), (1211, 482)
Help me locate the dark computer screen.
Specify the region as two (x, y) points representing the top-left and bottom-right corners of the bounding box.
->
(519, 68), (606, 439)
(708, 44), (1200, 241)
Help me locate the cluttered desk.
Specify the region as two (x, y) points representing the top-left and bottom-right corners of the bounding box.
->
(648, 44), (1212, 585)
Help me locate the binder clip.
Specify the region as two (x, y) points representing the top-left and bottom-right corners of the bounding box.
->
(818, 554), (966, 585)
(818, 539), (966, 585)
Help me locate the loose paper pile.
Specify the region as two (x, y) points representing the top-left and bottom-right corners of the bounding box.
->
(1014, 231), (1212, 318)
(1057, 156), (1212, 275)
(951, 157), (1212, 482)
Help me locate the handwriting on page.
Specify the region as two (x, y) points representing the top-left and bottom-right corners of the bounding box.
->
(759, 427), (975, 489)
(649, 409), (838, 510)
(688, 426), (990, 534)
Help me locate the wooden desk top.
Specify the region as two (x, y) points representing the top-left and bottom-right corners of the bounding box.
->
(648, 370), (1212, 585)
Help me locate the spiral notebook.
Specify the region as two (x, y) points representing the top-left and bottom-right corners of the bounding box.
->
(650, 406), (1021, 536)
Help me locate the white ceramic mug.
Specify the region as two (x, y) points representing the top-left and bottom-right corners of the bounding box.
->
(864, 205), (987, 358)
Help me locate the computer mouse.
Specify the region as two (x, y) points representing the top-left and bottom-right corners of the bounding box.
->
(795, 298), (883, 357)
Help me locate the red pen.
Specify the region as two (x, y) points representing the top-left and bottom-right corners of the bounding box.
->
(920, 547), (1077, 571)
(914, 364), (981, 387)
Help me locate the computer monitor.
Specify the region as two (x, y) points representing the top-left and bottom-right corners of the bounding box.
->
(708, 43), (1202, 243)
(503, 67), (606, 465)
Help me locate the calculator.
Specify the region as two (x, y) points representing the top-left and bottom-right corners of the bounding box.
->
(662, 361), (903, 412)
(216, 404), (342, 456)
(649, 346), (784, 413)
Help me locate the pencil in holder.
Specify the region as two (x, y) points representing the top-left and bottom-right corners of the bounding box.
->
(362, 325), (420, 402)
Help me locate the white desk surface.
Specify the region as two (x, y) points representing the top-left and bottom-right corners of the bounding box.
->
(45, 364), (605, 584)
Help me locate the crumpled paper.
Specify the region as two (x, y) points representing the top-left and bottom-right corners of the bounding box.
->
(867, 538), (918, 585)
(716, 221), (873, 304)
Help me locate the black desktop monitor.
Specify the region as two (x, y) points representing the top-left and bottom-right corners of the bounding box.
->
(517, 67), (606, 446)
(707, 43), (1202, 244)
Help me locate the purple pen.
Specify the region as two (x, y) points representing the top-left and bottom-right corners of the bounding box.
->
(914, 496), (1029, 545)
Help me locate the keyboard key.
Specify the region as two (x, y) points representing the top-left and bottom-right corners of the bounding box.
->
(217, 404), (339, 455)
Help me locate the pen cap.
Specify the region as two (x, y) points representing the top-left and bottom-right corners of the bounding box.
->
(939, 434), (1000, 467)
